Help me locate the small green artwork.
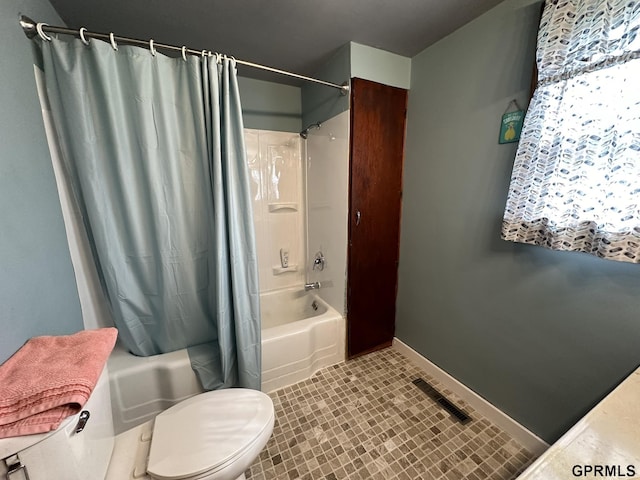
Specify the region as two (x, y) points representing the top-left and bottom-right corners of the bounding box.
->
(499, 110), (524, 144)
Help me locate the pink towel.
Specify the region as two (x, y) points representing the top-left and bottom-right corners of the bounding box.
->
(0, 327), (118, 438)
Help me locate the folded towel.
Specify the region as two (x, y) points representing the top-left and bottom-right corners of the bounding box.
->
(0, 327), (118, 438)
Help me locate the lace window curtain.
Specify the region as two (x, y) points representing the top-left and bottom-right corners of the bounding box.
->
(501, 0), (640, 263)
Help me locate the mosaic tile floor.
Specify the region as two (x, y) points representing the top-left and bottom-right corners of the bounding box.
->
(246, 347), (538, 480)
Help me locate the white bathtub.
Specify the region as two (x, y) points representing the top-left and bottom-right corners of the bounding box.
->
(260, 288), (345, 393)
(107, 288), (345, 434)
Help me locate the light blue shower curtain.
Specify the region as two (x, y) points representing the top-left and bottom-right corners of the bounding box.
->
(37, 37), (260, 390)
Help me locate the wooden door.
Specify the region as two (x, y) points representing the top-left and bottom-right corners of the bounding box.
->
(347, 78), (407, 358)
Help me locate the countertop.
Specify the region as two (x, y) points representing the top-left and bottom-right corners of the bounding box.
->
(517, 367), (640, 479)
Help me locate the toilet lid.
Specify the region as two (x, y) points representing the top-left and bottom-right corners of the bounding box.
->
(147, 388), (273, 480)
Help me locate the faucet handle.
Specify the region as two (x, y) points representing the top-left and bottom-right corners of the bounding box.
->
(304, 282), (321, 291)
(313, 251), (325, 271)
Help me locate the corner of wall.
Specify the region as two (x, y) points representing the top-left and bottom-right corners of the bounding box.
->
(397, 0), (640, 444)
(349, 42), (411, 89)
(0, 0), (84, 363)
(301, 44), (351, 127)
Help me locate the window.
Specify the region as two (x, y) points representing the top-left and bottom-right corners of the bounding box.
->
(502, 0), (640, 263)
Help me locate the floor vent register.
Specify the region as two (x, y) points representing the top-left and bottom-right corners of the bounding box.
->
(412, 377), (472, 425)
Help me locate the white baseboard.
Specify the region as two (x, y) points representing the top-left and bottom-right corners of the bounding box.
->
(392, 338), (549, 455)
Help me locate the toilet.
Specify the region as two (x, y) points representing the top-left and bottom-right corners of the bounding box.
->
(0, 368), (274, 480)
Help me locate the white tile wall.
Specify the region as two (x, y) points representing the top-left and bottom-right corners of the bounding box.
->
(245, 129), (304, 292)
(305, 111), (350, 315)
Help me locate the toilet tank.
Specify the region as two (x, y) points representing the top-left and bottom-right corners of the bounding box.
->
(0, 367), (115, 480)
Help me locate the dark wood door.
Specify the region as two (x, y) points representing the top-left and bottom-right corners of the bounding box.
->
(347, 78), (407, 358)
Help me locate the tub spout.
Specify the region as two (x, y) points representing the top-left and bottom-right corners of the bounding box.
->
(304, 282), (321, 291)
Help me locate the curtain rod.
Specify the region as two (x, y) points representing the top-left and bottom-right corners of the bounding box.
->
(19, 15), (350, 95)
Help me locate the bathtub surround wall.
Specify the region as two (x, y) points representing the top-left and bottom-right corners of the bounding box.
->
(246, 129), (305, 292)
(300, 43), (411, 314)
(305, 111), (350, 314)
(0, 0), (83, 364)
(397, 0), (640, 443)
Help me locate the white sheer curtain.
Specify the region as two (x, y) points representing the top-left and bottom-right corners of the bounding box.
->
(502, 0), (640, 263)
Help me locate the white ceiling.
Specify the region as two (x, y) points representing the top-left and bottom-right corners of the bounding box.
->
(47, 0), (505, 85)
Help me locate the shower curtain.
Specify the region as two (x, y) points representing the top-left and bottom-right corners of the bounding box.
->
(35, 36), (260, 390)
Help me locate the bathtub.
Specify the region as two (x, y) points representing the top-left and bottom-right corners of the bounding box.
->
(107, 288), (345, 434)
(260, 288), (345, 393)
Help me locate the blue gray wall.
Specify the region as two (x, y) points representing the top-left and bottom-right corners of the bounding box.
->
(238, 76), (302, 132)
(350, 42), (411, 90)
(397, 0), (640, 443)
(301, 44), (351, 129)
(242, 43), (411, 134)
(301, 42), (411, 127)
(0, 0), (84, 363)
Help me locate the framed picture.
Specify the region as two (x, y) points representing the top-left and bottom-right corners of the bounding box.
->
(499, 110), (524, 144)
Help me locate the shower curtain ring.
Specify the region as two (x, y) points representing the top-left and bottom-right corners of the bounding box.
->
(215, 52), (222, 64)
(149, 39), (156, 56)
(109, 33), (118, 50)
(36, 23), (52, 41)
(79, 27), (90, 45)
(201, 49), (207, 57)
(181, 46), (188, 61)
